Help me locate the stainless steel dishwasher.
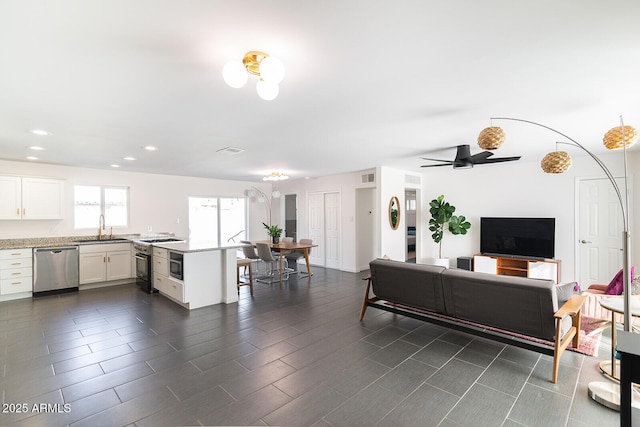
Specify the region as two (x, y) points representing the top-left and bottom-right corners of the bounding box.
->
(33, 246), (79, 296)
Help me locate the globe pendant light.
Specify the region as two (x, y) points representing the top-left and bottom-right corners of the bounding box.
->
(256, 79), (279, 101)
(222, 60), (248, 88)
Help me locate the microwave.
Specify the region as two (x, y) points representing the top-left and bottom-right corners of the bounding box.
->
(169, 251), (184, 280)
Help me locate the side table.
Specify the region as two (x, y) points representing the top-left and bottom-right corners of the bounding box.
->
(588, 297), (640, 412)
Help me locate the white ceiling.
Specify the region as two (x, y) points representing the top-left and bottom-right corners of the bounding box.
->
(1, 1), (639, 182)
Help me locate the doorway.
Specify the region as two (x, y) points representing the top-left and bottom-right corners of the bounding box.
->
(405, 189), (417, 261)
(285, 194), (297, 240)
(578, 177), (627, 286)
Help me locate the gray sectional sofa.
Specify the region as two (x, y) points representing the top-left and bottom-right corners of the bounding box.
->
(359, 259), (586, 383)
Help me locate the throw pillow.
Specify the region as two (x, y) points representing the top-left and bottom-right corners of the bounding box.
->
(556, 281), (577, 306)
(604, 266), (635, 295)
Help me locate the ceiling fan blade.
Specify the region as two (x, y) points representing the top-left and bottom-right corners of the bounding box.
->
(469, 151), (494, 163)
(476, 156), (521, 164)
(420, 163), (456, 168)
(419, 156), (454, 163)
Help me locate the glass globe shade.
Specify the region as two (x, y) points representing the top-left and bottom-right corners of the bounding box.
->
(256, 80), (279, 101)
(259, 56), (285, 84)
(222, 60), (248, 88)
(246, 189), (256, 197)
(272, 190), (281, 198)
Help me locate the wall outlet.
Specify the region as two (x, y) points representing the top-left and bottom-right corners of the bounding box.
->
(176, 217), (180, 224)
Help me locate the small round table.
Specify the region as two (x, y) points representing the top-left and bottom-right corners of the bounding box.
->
(598, 297), (640, 380)
(588, 297), (640, 411)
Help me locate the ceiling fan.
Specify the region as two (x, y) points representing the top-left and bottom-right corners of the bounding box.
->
(420, 144), (521, 169)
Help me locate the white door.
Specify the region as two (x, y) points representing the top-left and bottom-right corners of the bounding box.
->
(324, 192), (340, 269)
(578, 177), (626, 286)
(308, 193), (324, 266)
(307, 192), (341, 269)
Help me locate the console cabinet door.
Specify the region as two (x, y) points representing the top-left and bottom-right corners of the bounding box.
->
(473, 255), (497, 274)
(529, 261), (559, 282)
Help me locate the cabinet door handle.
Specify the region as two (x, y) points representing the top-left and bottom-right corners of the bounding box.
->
(12, 282), (21, 285)
(11, 272), (22, 276)
(16, 208), (20, 215)
(11, 262), (21, 266)
(103, 257), (106, 263)
(107, 256), (110, 262)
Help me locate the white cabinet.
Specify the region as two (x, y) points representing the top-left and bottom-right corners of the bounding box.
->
(0, 176), (64, 220)
(79, 243), (132, 284)
(152, 247), (186, 303)
(473, 254), (561, 283)
(0, 248), (33, 297)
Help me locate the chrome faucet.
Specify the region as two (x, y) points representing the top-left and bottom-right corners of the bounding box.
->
(98, 214), (105, 240)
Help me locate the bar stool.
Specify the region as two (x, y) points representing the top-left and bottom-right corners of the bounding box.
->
(237, 258), (254, 296)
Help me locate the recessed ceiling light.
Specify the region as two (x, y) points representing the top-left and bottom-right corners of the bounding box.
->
(26, 156), (38, 160)
(110, 164), (120, 168)
(28, 146), (45, 151)
(143, 146), (158, 151)
(30, 129), (51, 136)
(123, 156), (136, 161)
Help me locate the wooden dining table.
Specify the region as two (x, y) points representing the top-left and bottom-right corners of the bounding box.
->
(253, 240), (317, 282)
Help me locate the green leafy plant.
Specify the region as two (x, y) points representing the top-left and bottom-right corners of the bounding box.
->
(263, 222), (283, 238)
(428, 195), (471, 259)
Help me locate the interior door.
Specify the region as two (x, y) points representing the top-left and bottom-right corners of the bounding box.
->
(578, 177), (626, 286)
(307, 191), (341, 268)
(285, 194), (297, 240)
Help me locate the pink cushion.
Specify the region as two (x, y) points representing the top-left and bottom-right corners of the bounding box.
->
(604, 266), (635, 295)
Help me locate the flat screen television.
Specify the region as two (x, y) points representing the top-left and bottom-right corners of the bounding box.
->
(480, 217), (555, 259)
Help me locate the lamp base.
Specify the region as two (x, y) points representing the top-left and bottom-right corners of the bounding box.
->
(588, 380), (640, 412)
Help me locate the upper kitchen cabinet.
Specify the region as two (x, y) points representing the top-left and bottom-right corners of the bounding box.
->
(0, 176), (65, 220)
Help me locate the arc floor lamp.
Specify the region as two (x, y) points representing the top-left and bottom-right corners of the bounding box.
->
(479, 116), (637, 410)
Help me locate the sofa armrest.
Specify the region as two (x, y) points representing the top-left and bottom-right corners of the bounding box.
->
(554, 294), (586, 319)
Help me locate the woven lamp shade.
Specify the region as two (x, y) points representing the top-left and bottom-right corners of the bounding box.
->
(603, 125), (639, 150)
(477, 127), (506, 150)
(541, 151), (572, 174)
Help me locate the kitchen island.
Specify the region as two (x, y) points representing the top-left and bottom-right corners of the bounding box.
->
(151, 240), (243, 309)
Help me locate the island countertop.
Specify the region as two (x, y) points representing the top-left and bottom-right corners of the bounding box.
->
(151, 240), (245, 253)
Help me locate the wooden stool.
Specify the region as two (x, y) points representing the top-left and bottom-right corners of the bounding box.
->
(237, 258), (253, 296)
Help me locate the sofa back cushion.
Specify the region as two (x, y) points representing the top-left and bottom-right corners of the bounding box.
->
(370, 259), (446, 314)
(441, 269), (559, 340)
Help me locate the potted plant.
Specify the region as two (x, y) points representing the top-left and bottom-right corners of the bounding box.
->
(263, 223), (283, 244)
(428, 195), (471, 267)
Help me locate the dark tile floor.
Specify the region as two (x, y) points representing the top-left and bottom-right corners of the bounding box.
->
(0, 267), (621, 426)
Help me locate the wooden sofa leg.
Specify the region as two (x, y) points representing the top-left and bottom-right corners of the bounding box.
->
(359, 277), (372, 321)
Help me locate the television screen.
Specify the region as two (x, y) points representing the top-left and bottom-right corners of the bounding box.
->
(480, 217), (555, 259)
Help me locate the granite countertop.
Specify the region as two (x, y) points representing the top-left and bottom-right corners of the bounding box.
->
(0, 235), (140, 250)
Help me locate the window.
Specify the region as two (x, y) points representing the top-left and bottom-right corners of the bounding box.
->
(188, 197), (246, 245)
(74, 185), (129, 229)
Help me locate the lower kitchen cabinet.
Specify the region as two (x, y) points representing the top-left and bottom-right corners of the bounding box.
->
(0, 248), (33, 298)
(79, 243), (132, 285)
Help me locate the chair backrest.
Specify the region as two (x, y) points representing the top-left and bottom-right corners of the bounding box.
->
(256, 242), (276, 262)
(282, 236), (294, 243)
(240, 242), (259, 260)
(299, 238), (313, 255)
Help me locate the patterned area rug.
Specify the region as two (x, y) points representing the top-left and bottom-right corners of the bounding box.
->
(383, 302), (604, 357)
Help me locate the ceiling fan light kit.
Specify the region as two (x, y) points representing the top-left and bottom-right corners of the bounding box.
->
(477, 126), (506, 150)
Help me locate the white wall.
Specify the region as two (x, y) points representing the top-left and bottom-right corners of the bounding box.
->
(277, 169), (375, 273)
(420, 151), (639, 283)
(0, 159), (273, 240)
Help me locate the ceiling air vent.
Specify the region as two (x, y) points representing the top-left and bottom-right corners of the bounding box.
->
(405, 174), (421, 185)
(361, 173), (375, 184)
(216, 146), (245, 155)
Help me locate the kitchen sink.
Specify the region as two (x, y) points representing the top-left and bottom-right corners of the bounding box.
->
(75, 238), (130, 243)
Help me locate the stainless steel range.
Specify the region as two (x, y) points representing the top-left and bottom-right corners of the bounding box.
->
(133, 237), (184, 293)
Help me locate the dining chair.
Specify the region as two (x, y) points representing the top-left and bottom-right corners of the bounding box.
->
(240, 241), (261, 277)
(285, 238), (312, 274)
(256, 242), (289, 283)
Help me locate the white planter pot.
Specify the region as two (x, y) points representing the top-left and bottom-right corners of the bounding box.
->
(429, 258), (450, 268)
